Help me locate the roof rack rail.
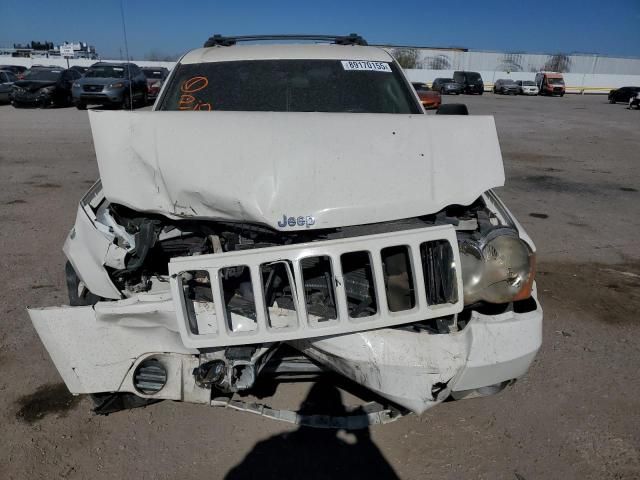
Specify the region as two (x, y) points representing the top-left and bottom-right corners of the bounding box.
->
(203, 33), (368, 48)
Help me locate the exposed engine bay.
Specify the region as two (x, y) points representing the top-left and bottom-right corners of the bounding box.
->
(49, 183), (541, 420)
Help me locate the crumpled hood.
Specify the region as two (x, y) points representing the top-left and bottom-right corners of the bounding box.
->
(89, 110), (505, 231)
(14, 80), (57, 92)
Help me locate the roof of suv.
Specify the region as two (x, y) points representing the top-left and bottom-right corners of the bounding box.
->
(180, 44), (394, 65)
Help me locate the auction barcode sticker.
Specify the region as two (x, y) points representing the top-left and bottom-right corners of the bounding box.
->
(341, 60), (392, 72)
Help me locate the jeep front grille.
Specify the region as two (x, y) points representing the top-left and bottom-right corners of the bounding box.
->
(169, 225), (462, 348)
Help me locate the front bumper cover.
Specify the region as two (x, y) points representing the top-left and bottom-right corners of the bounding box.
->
(27, 288), (542, 413)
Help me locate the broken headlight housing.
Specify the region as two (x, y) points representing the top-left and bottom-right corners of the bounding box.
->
(458, 228), (536, 305)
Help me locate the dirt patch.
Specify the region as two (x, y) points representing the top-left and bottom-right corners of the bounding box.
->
(15, 383), (81, 424)
(620, 187), (637, 192)
(5, 199), (27, 205)
(512, 174), (592, 195)
(538, 260), (640, 325)
(501, 151), (563, 164)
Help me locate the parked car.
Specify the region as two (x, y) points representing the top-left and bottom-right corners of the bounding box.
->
(411, 82), (441, 109)
(535, 72), (565, 96)
(516, 80), (539, 95)
(72, 62), (148, 110)
(0, 70), (18, 103)
(69, 65), (89, 76)
(11, 67), (81, 108)
(141, 67), (170, 102)
(453, 71), (484, 94)
(628, 92), (640, 110)
(493, 79), (520, 95)
(608, 86), (640, 104)
(0, 65), (27, 80)
(29, 34), (541, 423)
(431, 77), (463, 95)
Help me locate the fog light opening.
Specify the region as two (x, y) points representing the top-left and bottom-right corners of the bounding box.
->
(133, 359), (167, 395)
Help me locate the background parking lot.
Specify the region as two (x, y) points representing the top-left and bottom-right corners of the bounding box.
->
(0, 94), (639, 479)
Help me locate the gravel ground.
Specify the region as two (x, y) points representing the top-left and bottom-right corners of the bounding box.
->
(0, 94), (639, 480)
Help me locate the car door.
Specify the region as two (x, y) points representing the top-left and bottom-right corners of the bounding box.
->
(0, 72), (11, 97)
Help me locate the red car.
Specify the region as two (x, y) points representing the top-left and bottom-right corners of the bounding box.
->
(141, 67), (169, 102)
(412, 82), (441, 110)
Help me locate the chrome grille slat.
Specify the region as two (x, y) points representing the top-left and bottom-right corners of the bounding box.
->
(169, 225), (463, 348)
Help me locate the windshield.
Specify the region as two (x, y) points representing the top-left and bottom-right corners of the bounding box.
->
(522, 81), (535, 86)
(547, 77), (564, 85)
(160, 60), (420, 113)
(466, 73), (482, 82)
(500, 79), (516, 85)
(143, 70), (165, 79)
(85, 66), (127, 79)
(24, 69), (62, 81)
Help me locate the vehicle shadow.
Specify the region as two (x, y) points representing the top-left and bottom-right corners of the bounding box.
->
(224, 381), (400, 480)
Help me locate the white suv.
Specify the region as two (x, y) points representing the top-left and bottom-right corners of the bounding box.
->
(29, 35), (542, 425)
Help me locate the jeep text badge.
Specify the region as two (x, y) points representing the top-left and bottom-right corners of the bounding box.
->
(278, 214), (316, 228)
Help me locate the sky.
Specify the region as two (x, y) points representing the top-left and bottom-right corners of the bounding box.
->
(1, 0), (639, 60)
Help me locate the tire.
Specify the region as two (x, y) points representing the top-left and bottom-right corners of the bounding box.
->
(479, 90), (483, 95)
(75, 102), (86, 110)
(65, 261), (101, 306)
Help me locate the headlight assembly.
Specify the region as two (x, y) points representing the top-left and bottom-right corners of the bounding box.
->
(459, 228), (535, 305)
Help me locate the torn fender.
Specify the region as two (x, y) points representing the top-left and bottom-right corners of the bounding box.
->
(89, 111), (505, 230)
(292, 301), (543, 414)
(28, 296), (196, 394)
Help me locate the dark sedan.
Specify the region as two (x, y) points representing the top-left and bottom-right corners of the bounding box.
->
(608, 86), (640, 104)
(11, 67), (82, 108)
(493, 79), (520, 95)
(431, 78), (463, 95)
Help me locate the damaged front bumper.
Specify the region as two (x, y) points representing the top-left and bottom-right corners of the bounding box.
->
(27, 287), (541, 414)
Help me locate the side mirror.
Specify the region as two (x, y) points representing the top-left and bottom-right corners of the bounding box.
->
(436, 104), (469, 115)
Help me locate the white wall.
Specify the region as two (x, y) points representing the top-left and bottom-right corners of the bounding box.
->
(383, 48), (640, 75)
(0, 57), (175, 70)
(405, 69), (640, 94)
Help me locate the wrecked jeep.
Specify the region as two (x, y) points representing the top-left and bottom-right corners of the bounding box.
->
(28, 34), (542, 426)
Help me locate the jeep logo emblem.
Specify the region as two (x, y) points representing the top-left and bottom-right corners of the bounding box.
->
(277, 214), (316, 228)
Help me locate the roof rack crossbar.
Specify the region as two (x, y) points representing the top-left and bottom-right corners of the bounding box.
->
(203, 34), (368, 48)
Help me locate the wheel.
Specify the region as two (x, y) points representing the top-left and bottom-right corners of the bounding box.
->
(75, 102), (86, 110)
(479, 90), (483, 95)
(609, 97), (616, 104)
(560, 93), (564, 97)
